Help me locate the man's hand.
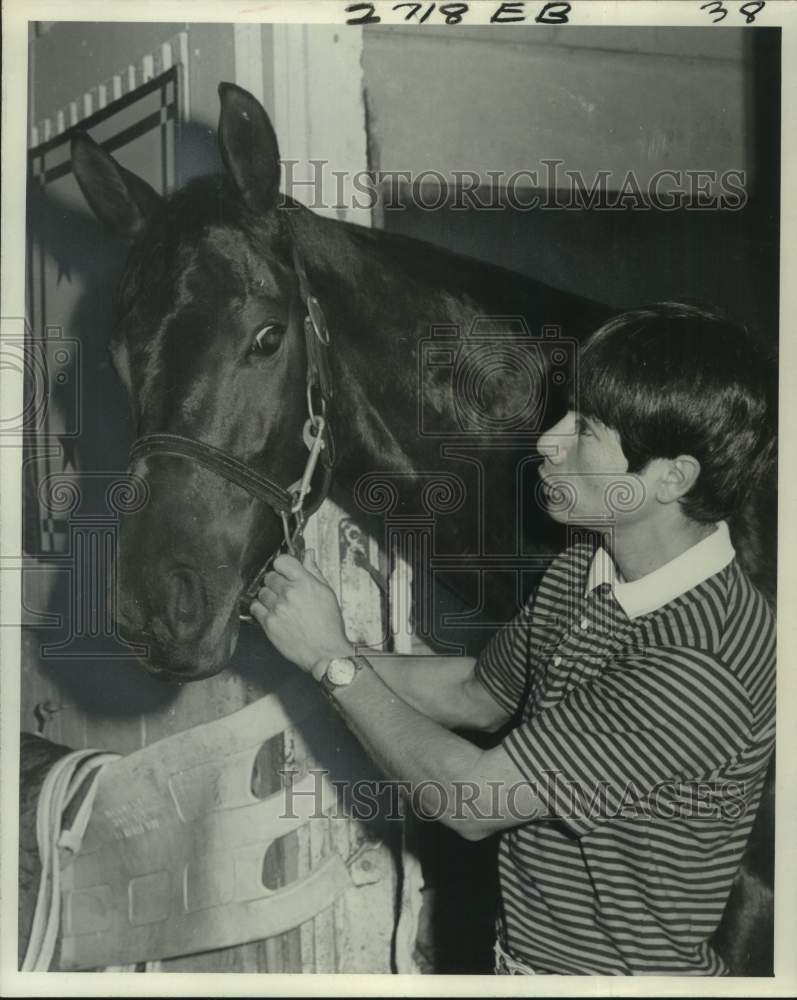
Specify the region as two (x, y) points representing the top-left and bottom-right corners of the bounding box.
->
(249, 549), (354, 672)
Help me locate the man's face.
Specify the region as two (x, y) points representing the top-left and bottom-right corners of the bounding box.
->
(537, 411), (652, 525)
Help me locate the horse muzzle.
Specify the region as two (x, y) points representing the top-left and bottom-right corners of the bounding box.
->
(117, 581), (243, 682)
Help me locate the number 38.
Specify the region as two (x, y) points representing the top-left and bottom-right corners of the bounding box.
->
(700, 1), (765, 23)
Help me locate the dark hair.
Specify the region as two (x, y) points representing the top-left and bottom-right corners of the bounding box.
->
(578, 302), (776, 523)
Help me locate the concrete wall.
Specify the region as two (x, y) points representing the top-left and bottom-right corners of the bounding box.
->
(361, 26), (778, 338)
(362, 26), (755, 191)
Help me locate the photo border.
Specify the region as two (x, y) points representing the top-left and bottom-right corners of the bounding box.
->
(2, 1), (795, 996)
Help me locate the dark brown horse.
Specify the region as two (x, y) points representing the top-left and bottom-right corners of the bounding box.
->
(60, 82), (773, 973)
(69, 83), (612, 681)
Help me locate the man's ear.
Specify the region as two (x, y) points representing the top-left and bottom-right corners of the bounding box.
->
(655, 455), (701, 504)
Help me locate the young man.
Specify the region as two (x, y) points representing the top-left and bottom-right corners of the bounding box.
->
(250, 302), (776, 976)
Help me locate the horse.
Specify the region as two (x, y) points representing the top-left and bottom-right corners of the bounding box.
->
(60, 82), (773, 973)
(68, 82), (613, 681)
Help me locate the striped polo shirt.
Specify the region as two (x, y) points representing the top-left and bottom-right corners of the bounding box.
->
(475, 522), (775, 975)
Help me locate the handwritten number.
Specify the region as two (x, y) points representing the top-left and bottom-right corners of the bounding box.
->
(394, 2), (420, 18)
(394, 2), (433, 21)
(347, 0), (761, 30)
(700, 0), (728, 21)
(345, 2), (381, 24)
(739, 1), (764, 22)
(440, 3), (468, 22)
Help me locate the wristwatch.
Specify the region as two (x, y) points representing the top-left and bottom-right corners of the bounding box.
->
(313, 655), (368, 695)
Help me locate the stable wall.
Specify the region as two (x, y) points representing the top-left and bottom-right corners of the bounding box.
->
(361, 25), (779, 335)
(363, 26), (753, 191)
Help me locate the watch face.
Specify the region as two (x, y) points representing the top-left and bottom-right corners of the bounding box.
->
(327, 657), (356, 686)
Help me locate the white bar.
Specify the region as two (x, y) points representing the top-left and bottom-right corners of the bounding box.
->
(174, 31), (190, 122)
(272, 24), (370, 226)
(160, 41), (173, 71)
(390, 553), (414, 655)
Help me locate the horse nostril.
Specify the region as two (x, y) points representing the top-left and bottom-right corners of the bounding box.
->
(165, 568), (206, 641)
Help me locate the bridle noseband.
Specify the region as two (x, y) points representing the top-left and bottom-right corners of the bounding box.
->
(127, 241), (336, 623)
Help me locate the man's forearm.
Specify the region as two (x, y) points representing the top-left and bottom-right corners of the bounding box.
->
(249, 551), (536, 842)
(364, 653), (501, 730)
(326, 658), (486, 837)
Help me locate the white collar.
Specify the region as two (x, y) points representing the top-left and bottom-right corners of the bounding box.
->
(584, 521), (735, 619)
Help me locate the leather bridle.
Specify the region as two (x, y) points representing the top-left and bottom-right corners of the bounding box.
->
(127, 240), (336, 623)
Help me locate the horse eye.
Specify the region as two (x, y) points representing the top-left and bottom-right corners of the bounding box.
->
(250, 323), (285, 357)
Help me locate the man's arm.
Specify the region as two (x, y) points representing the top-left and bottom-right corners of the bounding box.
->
(364, 654), (510, 733)
(250, 550), (541, 841)
(329, 656), (545, 842)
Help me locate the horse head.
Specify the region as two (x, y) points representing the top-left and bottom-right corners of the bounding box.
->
(72, 83), (320, 680)
(72, 80), (616, 681)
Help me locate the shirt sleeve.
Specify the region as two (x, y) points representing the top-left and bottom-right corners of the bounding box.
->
(500, 646), (754, 836)
(475, 545), (590, 718)
(474, 598), (536, 717)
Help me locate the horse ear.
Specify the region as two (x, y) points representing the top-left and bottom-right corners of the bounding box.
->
(71, 132), (162, 241)
(217, 82), (281, 214)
